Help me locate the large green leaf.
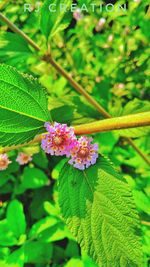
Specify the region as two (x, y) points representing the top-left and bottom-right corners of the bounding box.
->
(59, 156), (143, 267)
(0, 64), (50, 146)
(40, 0), (72, 40)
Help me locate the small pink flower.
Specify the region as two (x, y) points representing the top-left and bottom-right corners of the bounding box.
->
(73, 9), (83, 21)
(98, 18), (106, 27)
(16, 153), (32, 165)
(0, 154), (11, 171)
(69, 136), (99, 170)
(41, 122), (77, 157)
(95, 18), (106, 32)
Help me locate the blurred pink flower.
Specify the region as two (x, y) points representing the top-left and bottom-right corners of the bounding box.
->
(95, 18), (106, 31)
(73, 8), (83, 21)
(41, 122), (77, 157)
(16, 153), (32, 165)
(117, 83), (125, 89)
(69, 136), (99, 170)
(98, 18), (106, 27)
(108, 34), (114, 43)
(0, 154), (11, 171)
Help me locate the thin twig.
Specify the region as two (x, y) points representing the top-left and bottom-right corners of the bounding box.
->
(0, 12), (149, 165)
(125, 137), (150, 166)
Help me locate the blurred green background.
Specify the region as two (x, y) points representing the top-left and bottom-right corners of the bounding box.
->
(0, 0), (150, 266)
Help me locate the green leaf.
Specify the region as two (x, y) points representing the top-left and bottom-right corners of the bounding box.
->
(64, 258), (84, 267)
(0, 247), (10, 261)
(21, 167), (49, 190)
(32, 150), (48, 169)
(24, 241), (53, 264)
(29, 216), (72, 243)
(0, 32), (32, 67)
(133, 190), (150, 215)
(6, 200), (26, 239)
(0, 64), (50, 146)
(6, 247), (25, 267)
(29, 216), (72, 242)
(38, 222), (72, 242)
(40, 0), (72, 40)
(59, 156), (143, 267)
(0, 219), (17, 246)
(29, 216), (58, 239)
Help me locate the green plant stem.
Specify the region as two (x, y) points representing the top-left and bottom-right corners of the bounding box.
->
(1, 112), (150, 157)
(0, 12), (149, 165)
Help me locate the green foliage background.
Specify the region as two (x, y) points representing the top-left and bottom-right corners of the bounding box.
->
(0, 0), (150, 266)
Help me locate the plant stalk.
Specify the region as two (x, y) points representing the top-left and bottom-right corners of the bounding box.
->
(1, 112), (150, 158)
(74, 112), (150, 135)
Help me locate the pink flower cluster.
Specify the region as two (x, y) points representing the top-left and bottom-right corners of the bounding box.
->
(42, 122), (76, 157)
(0, 152), (32, 171)
(69, 136), (98, 170)
(41, 122), (99, 170)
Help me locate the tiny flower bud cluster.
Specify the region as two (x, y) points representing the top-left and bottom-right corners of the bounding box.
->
(41, 122), (99, 170)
